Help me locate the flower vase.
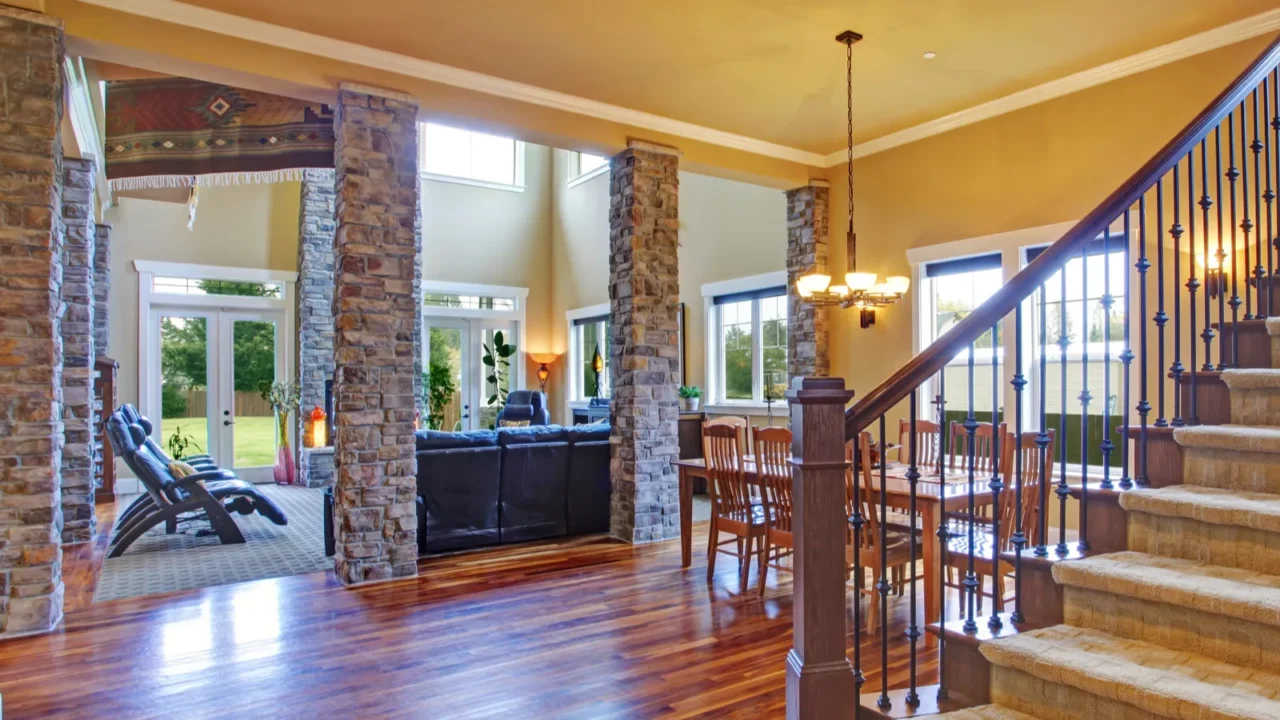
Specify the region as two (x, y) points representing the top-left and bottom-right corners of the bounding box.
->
(273, 411), (296, 485)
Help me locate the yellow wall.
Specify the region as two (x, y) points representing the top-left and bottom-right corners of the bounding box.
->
(106, 182), (301, 409)
(825, 35), (1272, 429)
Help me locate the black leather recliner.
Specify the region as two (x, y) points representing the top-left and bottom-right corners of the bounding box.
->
(498, 425), (570, 543)
(496, 390), (550, 426)
(414, 430), (502, 553)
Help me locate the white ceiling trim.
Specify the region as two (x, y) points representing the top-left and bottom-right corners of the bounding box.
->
(828, 7), (1280, 165)
(80, 0), (1280, 170)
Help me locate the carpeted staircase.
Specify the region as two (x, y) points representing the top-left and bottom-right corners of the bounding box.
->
(934, 320), (1280, 719)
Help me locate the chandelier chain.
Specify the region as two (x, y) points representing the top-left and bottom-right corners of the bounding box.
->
(846, 35), (855, 272)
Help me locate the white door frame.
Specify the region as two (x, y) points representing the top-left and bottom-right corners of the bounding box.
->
(214, 308), (288, 482)
(423, 316), (472, 430)
(130, 260), (296, 493)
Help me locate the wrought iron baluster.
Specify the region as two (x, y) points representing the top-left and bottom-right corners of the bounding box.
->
(1271, 70), (1280, 318)
(1265, 74), (1277, 317)
(1171, 162), (1185, 427)
(1056, 267), (1070, 555)
(1242, 102), (1255, 321)
(849, 418), (865, 692)
(964, 342), (979, 631)
(1187, 149), (1200, 425)
(1036, 283), (1051, 555)
(1011, 304), (1028, 620)
(877, 414), (891, 711)
(1229, 109), (1242, 367)
(1200, 140), (1215, 372)
(935, 370), (949, 701)
(1253, 89), (1265, 317)
(1137, 196), (1151, 487)
(905, 392), (921, 708)
(1079, 242), (1091, 552)
(1216, 126), (1228, 370)
(988, 323), (1003, 631)
(1102, 225), (1116, 489)
(1155, 179), (1169, 425)
(1117, 209), (1133, 490)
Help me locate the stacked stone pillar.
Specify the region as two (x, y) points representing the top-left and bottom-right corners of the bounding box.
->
(331, 83), (421, 583)
(0, 6), (66, 636)
(607, 141), (681, 543)
(92, 222), (111, 355)
(59, 157), (97, 544)
(785, 180), (830, 381)
(296, 168), (336, 438)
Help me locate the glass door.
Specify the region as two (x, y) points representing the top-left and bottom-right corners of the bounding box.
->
(215, 311), (285, 482)
(477, 322), (517, 430)
(424, 319), (470, 431)
(157, 310), (215, 463)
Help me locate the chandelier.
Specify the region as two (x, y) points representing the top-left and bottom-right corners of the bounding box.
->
(797, 30), (909, 329)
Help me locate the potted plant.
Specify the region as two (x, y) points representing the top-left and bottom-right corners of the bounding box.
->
(422, 362), (457, 431)
(264, 381), (302, 485)
(678, 385), (702, 412)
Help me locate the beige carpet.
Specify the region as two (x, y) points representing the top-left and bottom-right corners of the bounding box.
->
(94, 484), (329, 603)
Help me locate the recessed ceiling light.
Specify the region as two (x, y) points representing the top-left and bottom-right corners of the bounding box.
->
(923, 51), (937, 60)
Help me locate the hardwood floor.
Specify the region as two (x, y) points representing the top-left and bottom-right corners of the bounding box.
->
(0, 502), (940, 719)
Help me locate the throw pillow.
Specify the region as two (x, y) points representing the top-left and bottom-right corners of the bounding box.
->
(498, 419), (531, 428)
(168, 460), (198, 478)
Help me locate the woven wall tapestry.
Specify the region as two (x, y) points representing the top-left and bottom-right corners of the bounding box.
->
(105, 78), (335, 190)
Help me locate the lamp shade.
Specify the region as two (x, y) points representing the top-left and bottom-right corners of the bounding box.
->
(797, 273), (831, 297)
(845, 272), (878, 292)
(885, 275), (911, 295)
(591, 345), (605, 374)
(529, 352), (559, 365)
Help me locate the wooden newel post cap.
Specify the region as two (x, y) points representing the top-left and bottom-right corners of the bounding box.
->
(786, 376), (856, 406)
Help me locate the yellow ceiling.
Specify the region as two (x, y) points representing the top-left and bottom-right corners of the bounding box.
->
(153, 1), (1277, 153)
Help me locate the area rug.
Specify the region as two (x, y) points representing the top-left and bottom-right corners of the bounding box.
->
(104, 78), (335, 190)
(94, 485), (330, 603)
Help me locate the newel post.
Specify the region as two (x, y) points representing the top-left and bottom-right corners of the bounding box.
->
(786, 376), (857, 720)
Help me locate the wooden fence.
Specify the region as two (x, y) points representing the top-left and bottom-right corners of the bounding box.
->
(176, 389), (274, 418)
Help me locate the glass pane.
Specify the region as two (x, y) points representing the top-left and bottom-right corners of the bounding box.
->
(425, 327), (464, 431)
(721, 300), (753, 400)
(160, 315), (209, 459)
(480, 327), (516, 429)
(423, 293), (515, 310)
(470, 132), (516, 184)
(423, 123), (472, 178)
(580, 323), (602, 399)
(154, 277), (282, 298)
(760, 295), (787, 401)
(232, 319), (276, 468)
(577, 153), (606, 176)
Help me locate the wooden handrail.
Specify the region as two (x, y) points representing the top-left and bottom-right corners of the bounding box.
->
(846, 32), (1280, 437)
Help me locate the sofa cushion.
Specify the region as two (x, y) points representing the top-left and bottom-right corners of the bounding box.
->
(415, 429), (498, 451)
(497, 425), (569, 446)
(564, 424), (611, 444)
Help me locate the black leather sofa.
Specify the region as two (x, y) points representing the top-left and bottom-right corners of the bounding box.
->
(414, 424), (611, 554)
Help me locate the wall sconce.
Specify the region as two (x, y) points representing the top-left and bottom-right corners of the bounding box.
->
(529, 352), (559, 393)
(1198, 251), (1227, 300)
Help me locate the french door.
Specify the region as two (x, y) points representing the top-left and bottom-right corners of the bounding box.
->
(152, 307), (286, 483)
(423, 317), (517, 431)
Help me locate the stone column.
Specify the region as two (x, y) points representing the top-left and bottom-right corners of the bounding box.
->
(607, 141), (681, 544)
(0, 6), (66, 636)
(296, 168), (336, 434)
(331, 83), (420, 584)
(785, 180), (830, 381)
(92, 222), (111, 356)
(60, 157), (96, 544)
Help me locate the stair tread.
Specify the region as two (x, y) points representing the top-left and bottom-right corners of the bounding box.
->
(981, 625), (1280, 719)
(931, 706), (1035, 720)
(1174, 424), (1280, 452)
(1120, 485), (1280, 534)
(1053, 551), (1280, 628)
(1223, 368), (1280, 389)
(1269, 317), (1280, 337)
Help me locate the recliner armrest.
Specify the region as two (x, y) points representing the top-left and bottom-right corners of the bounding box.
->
(175, 469), (238, 488)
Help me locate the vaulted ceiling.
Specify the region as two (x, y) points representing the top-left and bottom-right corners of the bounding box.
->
(156, 1), (1278, 154)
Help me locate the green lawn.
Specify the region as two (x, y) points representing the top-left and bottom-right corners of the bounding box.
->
(160, 415), (278, 468)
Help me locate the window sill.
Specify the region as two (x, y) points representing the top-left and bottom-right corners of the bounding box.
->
(566, 164), (609, 189)
(704, 402), (788, 417)
(420, 172), (525, 193)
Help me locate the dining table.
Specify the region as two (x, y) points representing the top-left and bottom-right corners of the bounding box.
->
(673, 454), (993, 639)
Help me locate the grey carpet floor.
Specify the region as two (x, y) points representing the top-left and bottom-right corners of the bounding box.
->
(94, 484), (330, 603)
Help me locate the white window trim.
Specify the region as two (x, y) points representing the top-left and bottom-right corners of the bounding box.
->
(907, 219), (1138, 478)
(565, 302), (611, 418)
(130, 260), (296, 495)
(566, 151), (610, 189)
(419, 128), (526, 192)
(422, 280), (528, 392)
(701, 271), (787, 412)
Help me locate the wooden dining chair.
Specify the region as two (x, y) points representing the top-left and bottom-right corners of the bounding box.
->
(898, 419), (943, 469)
(703, 423), (766, 593)
(847, 431), (923, 635)
(944, 428), (1055, 613)
(704, 415), (751, 455)
(948, 420), (1008, 476)
(753, 426), (794, 596)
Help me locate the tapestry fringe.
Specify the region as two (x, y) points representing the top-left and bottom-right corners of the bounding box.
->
(108, 168), (307, 191)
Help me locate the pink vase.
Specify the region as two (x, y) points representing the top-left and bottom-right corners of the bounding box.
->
(273, 412), (296, 485)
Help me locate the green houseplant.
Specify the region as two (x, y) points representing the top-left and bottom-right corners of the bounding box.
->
(423, 363), (458, 431)
(483, 330), (518, 427)
(678, 385), (702, 412)
(263, 381), (302, 485)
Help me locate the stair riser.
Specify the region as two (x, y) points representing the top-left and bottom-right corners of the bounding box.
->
(1184, 447), (1280, 494)
(989, 667), (1147, 720)
(1274, 334), (1280, 369)
(1128, 510), (1280, 575)
(1231, 387), (1280, 426)
(1063, 586), (1280, 673)
(1178, 376), (1230, 425)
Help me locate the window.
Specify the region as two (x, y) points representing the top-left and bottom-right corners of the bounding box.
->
(1028, 238), (1127, 471)
(572, 314), (610, 400)
(153, 276), (283, 298)
(922, 254), (1005, 426)
(712, 286), (788, 405)
(423, 293), (516, 311)
(420, 122), (524, 188)
(571, 151), (608, 181)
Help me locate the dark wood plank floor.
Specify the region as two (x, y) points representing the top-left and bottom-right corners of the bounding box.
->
(0, 502), (939, 719)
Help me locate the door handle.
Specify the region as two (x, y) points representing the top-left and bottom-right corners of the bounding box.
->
(223, 420), (235, 426)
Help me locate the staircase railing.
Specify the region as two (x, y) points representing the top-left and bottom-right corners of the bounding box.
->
(785, 32), (1280, 719)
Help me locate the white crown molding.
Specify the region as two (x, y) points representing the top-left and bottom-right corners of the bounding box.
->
(76, 0), (827, 167)
(827, 8), (1280, 166)
(78, 0), (1279, 170)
